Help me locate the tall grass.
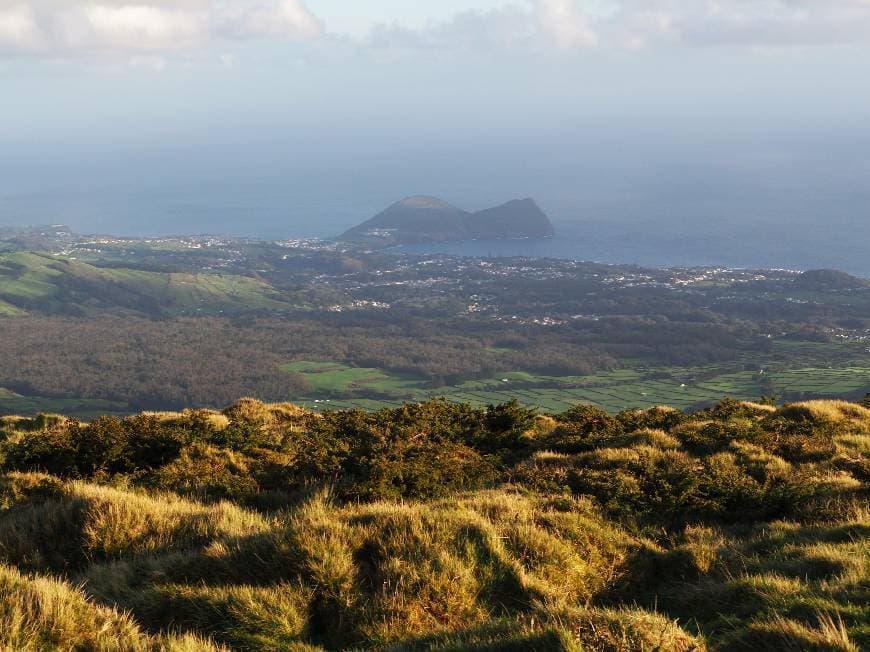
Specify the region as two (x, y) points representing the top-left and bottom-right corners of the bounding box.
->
(0, 564), (223, 651)
(0, 397), (865, 649)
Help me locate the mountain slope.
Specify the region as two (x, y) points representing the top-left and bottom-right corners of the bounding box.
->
(469, 198), (555, 239)
(339, 196), (555, 245)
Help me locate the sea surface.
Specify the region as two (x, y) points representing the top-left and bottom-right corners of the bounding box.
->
(2, 131), (869, 277)
(3, 182), (867, 277)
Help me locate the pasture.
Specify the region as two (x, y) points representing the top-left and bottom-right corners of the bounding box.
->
(0, 388), (129, 419)
(287, 359), (870, 414)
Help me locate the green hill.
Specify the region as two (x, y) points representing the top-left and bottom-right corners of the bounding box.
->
(0, 252), (294, 317)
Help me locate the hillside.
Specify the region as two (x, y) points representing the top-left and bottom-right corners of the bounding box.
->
(0, 397), (866, 650)
(338, 196), (555, 245)
(794, 269), (870, 291)
(0, 252), (294, 317)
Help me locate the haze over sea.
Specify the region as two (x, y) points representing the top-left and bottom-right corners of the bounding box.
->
(3, 123), (869, 277)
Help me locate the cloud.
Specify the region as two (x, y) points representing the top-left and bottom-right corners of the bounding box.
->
(0, 6), (45, 53)
(0, 0), (323, 59)
(365, 0), (870, 55)
(368, 6), (535, 54)
(83, 5), (205, 50)
(3, 0), (869, 65)
(215, 0), (323, 40)
(609, 0), (870, 49)
(535, 0), (599, 49)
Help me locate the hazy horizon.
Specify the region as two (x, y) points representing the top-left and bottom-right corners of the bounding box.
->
(2, 1), (869, 273)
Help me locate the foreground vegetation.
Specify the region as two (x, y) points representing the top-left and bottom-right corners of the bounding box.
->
(0, 396), (867, 650)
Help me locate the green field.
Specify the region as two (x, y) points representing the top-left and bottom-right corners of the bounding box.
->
(286, 359), (870, 413)
(6, 360), (868, 419)
(281, 361), (428, 396)
(3, 364), (869, 418)
(0, 388), (130, 419)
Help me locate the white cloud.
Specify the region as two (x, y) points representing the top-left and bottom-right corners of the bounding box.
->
(0, 6), (45, 53)
(216, 0), (323, 40)
(2, 0), (869, 64)
(84, 5), (205, 50)
(0, 0), (323, 60)
(535, 0), (599, 49)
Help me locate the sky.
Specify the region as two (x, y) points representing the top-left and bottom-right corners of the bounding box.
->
(1, 0), (870, 261)
(3, 1), (869, 142)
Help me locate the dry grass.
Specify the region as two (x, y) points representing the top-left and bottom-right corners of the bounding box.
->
(739, 401), (778, 415)
(222, 398), (306, 425)
(776, 401), (870, 429)
(0, 473), (269, 572)
(615, 429), (682, 450)
(0, 564), (223, 651)
(143, 410), (232, 433)
(724, 613), (858, 651)
(833, 433), (870, 455)
(76, 489), (644, 649)
(0, 397), (867, 650)
(522, 414), (559, 441)
(0, 413), (67, 435)
(727, 440), (792, 481)
(564, 606), (706, 652)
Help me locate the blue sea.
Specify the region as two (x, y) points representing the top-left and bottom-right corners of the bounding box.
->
(2, 130), (869, 277)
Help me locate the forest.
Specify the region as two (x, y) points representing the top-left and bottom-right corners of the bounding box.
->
(0, 396), (867, 650)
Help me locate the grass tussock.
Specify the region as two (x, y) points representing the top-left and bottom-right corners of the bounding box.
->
(81, 489), (641, 649)
(222, 398), (306, 426)
(0, 473), (269, 573)
(722, 613), (858, 651)
(738, 401), (778, 415)
(0, 564), (223, 651)
(775, 400), (870, 428)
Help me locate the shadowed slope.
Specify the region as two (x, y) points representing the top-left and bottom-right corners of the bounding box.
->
(339, 196), (555, 245)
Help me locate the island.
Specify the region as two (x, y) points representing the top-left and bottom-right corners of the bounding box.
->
(337, 195), (555, 246)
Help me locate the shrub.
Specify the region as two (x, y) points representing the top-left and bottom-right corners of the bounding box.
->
(703, 397), (775, 421)
(478, 399), (539, 452)
(3, 416), (191, 478)
(293, 403), (496, 500)
(153, 444), (262, 503)
(672, 418), (759, 454)
(2, 425), (80, 477)
(557, 405), (623, 438)
(616, 406), (686, 432)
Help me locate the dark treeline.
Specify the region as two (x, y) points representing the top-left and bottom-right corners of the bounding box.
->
(0, 316), (614, 409)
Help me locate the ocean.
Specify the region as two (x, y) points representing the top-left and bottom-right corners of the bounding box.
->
(2, 131), (869, 277)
